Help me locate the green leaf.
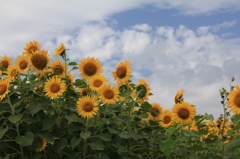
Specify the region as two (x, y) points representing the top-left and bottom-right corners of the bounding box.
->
(141, 102), (151, 111)
(119, 132), (131, 139)
(8, 114), (22, 123)
(168, 124), (181, 136)
(0, 126), (8, 139)
(74, 79), (87, 88)
(203, 113), (214, 121)
(71, 67), (79, 71)
(0, 66), (7, 71)
(38, 132), (55, 144)
(71, 137), (81, 149)
(27, 98), (44, 115)
(66, 113), (81, 124)
(226, 136), (240, 152)
(160, 138), (175, 157)
(99, 133), (111, 141)
(59, 138), (68, 150)
(30, 80), (46, 89)
(108, 127), (119, 134)
(89, 140), (104, 150)
(68, 62), (78, 66)
(80, 131), (91, 140)
(16, 131), (34, 146)
(42, 116), (56, 131)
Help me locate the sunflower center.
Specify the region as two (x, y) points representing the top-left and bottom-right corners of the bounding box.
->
(50, 83), (60, 93)
(19, 60), (28, 70)
(233, 93), (240, 108)
(137, 85), (146, 98)
(83, 102), (94, 112)
(10, 69), (17, 77)
(0, 84), (7, 95)
(53, 65), (63, 75)
(93, 79), (102, 87)
(0, 60), (9, 69)
(163, 115), (171, 124)
(29, 46), (38, 54)
(31, 54), (47, 70)
(81, 89), (88, 96)
(150, 108), (159, 117)
(83, 63), (97, 76)
(116, 66), (127, 79)
(177, 108), (190, 119)
(103, 89), (114, 99)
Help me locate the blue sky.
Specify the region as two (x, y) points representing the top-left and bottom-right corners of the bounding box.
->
(1, 0), (240, 119)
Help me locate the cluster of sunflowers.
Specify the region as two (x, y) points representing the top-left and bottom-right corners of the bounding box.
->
(0, 40), (240, 158)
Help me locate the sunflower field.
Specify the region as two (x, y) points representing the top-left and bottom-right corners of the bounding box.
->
(1, 41), (240, 159)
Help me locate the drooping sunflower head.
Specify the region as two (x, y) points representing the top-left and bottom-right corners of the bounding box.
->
(7, 65), (18, 80)
(174, 89), (185, 104)
(112, 60), (131, 84)
(16, 54), (31, 73)
(31, 50), (51, 75)
(78, 57), (103, 80)
(0, 55), (12, 73)
(78, 87), (89, 97)
(227, 86), (240, 114)
(0, 78), (11, 101)
(100, 84), (119, 104)
(89, 75), (107, 92)
(134, 79), (151, 102)
(49, 60), (66, 77)
(172, 102), (196, 125)
(23, 40), (40, 56)
(55, 43), (66, 57)
(76, 95), (99, 118)
(148, 103), (163, 121)
(43, 77), (66, 99)
(160, 109), (175, 128)
(35, 137), (47, 152)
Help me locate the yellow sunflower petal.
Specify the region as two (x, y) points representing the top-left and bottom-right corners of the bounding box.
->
(76, 95), (99, 118)
(43, 77), (66, 99)
(227, 86), (240, 114)
(100, 84), (119, 104)
(55, 43), (66, 57)
(23, 40), (40, 56)
(172, 102), (196, 125)
(0, 78), (11, 101)
(112, 60), (131, 84)
(78, 57), (103, 80)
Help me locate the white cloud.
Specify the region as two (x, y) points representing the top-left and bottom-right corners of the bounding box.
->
(1, 1), (240, 119)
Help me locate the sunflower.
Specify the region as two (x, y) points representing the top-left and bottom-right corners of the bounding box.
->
(148, 103), (163, 121)
(172, 102), (196, 125)
(31, 50), (51, 76)
(66, 72), (75, 88)
(55, 43), (66, 57)
(78, 87), (89, 97)
(133, 79), (151, 103)
(23, 40), (40, 56)
(76, 95), (99, 118)
(117, 82), (133, 101)
(89, 75), (107, 92)
(0, 78), (11, 101)
(44, 77), (66, 99)
(0, 55), (12, 73)
(159, 109), (175, 128)
(49, 60), (66, 78)
(35, 137), (47, 152)
(78, 57), (102, 80)
(227, 86), (240, 114)
(7, 65), (18, 80)
(174, 89), (185, 104)
(15, 54), (31, 73)
(100, 84), (119, 104)
(112, 60), (131, 84)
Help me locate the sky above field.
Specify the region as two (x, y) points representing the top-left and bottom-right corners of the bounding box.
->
(1, 0), (240, 119)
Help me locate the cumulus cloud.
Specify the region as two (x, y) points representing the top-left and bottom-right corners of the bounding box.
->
(1, 1), (240, 119)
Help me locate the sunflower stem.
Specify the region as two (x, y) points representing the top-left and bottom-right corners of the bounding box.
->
(7, 95), (25, 159)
